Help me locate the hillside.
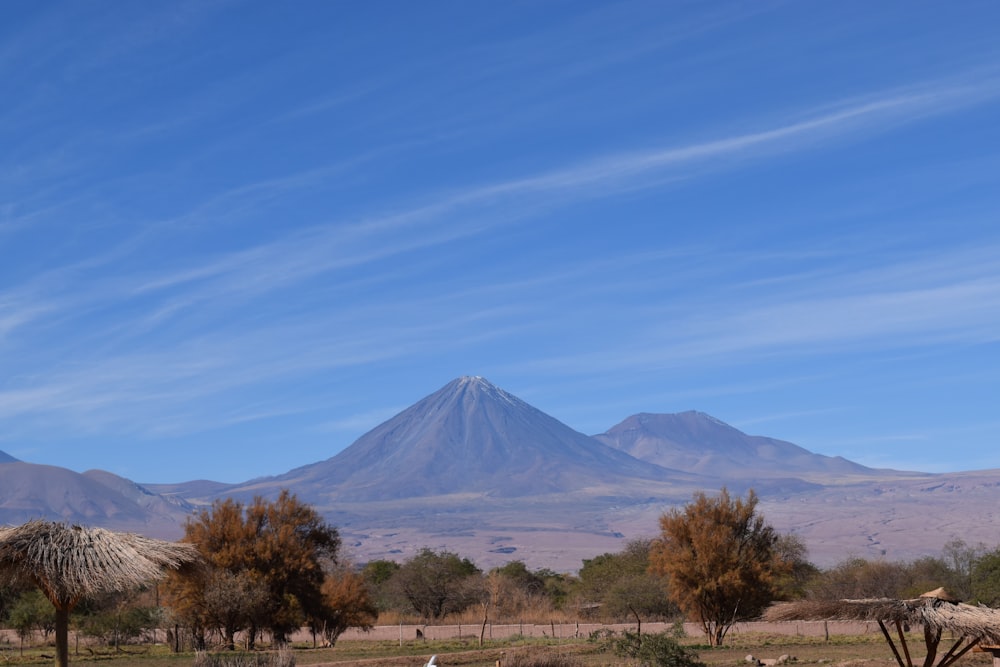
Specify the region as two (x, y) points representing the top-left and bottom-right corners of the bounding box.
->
(0, 462), (191, 538)
(226, 376), (703, 503)
(594, 411), (883, 480)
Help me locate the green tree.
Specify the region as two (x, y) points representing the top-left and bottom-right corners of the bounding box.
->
(771, 534), (818, 600)
(942, 539), (988, 601)
(391, 549), (481, 620)
(971, 548), (1000, 606)
(536, 568), (575, 611)
(363, 560), (401, 586)
(9, 589), (56, 655)
(904, 556), (958, 598)
(0, 584), (27, 627)
(492, 561), (547, 596)
(577, 540), (675, 633)
(362, 559), (402, 614)
(164, 490), (341, 648)
(650, 488), (781, 646)
(73, 591), (160, 651)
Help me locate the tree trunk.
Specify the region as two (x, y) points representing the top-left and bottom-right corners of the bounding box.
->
(631, 606), (642, 638)
(479, 602), (489, 647)
(55, 606), (69, 667)
(923, 626), (941, 667)
(713, 624), (725, 647)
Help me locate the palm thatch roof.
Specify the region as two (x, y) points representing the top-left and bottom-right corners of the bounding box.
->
(765, 596), (1000, 644)
(0, 520), (200, 609)
(0, 521), (200, 667)
(765, 592), (1000, 667)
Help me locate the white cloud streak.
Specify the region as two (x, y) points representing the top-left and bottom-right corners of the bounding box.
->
(2, 69), (998, 440)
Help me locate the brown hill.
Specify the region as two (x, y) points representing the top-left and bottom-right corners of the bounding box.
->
(0, 462), (190, 539)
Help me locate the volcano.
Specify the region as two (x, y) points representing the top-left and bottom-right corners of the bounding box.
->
(253, 376), (699, 502)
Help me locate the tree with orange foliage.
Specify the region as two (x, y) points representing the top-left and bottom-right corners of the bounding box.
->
(314, 564), (377, 647)
(650, 488), (781, 646)
(164, 490), (340, 649)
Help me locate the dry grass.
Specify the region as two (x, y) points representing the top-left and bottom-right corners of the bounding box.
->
(1, 628), (997, 667)
(192, 648), (295, 667)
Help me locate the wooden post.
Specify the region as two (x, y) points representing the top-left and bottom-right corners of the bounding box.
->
(878, 620), (908, 667)
(895, 620), (913, 667)
(937, 636), (978, 667)
(922, 625), (941, 667)
(55, 607), (69, 667)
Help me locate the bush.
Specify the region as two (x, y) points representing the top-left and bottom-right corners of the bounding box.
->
(587, 627), (616, 643)
(613, 630), (705, 667)
(502, 650), (584, 667)
(192, 649), (294, 667)
(76, 606), (160, 646)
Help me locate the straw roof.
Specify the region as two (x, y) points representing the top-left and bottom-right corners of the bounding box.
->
(0, 520), (200, 609)
(765, 596), (1000, 645)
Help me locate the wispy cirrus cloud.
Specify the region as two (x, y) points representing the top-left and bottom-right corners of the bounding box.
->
(515, 241), (1000, 376)
(3, 68), (998, 448)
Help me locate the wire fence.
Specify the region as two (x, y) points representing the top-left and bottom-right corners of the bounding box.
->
(320, 620), (881, 644)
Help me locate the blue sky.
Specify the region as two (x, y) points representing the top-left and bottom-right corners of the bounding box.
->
(2, 1), (999, 483)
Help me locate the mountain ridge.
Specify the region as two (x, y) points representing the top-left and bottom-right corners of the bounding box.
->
(594, 410), (887, 480)
(4, 376), (998, 570)
(222, 376), (704, 503)
(0, 462), (190, 539)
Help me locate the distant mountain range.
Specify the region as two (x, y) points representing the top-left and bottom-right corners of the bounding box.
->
(3, 376), (999, 570)
(595, 410), (876, 479)
(0, 461), (192, 538)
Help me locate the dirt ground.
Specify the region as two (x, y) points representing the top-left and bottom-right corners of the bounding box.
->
(292, 621), (999, 667)
(4, 621), (996, 667)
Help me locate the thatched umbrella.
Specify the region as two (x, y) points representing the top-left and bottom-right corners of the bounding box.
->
(765, 590), (1000, 667)
(0, 520), (200, 667)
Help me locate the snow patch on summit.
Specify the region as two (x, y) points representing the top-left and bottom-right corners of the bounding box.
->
(459, 375), (524, 409)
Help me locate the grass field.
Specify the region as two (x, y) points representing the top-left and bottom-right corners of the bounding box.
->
(1, 630), (996, 667)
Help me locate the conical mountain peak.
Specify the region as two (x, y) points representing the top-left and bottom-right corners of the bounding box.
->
(444, 376), (526, 408)
(274, 377), (681, 501)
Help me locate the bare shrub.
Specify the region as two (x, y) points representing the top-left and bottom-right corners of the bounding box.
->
(192, 648), (294, 667)
(501, 649), (585, 667)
